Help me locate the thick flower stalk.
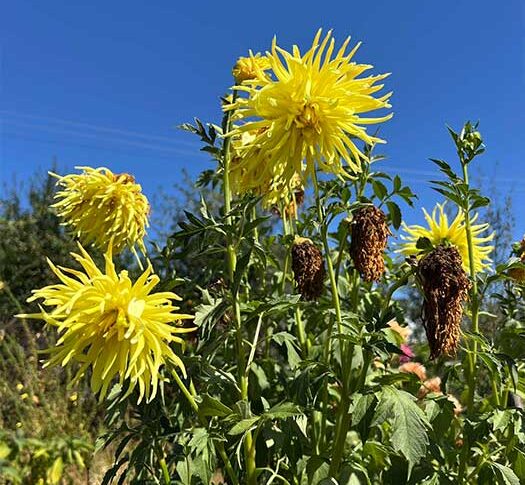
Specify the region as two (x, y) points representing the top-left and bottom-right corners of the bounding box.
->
(225, 29), (392, 200)
(52, 166), (150, 254)
(399, 202), (494, 273)
(18, 244), (193, 402)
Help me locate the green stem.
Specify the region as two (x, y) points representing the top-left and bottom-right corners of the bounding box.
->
(381, 269), (414, 319)
(281, 209), (308, 355)
(172, 371), (199, 413)
(159, 457), (170, 485)
(461, 162), (480, 413)
(311, 169), (343, 334)
(172, 371), (239, 485)
(312, 169), (352, 475)
(222, 91), (256, 484)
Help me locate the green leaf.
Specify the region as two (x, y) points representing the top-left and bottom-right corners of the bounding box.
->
(306, 456), (330, 483)
(264, 402), (302, 420)
(372, 180), (388, 200)
(352, 393), (376, 426)
(228, 417), (260, 436)
(386, 201), (402, 230)
(416, 237), (433, 251)
(199, 394), (233, 418)
(372, 386), (430, 474)
(393, 175), (402, 192)
(513, 449), (525, 481)
(491, 463), (521, 485)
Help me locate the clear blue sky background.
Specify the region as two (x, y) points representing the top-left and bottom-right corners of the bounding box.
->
(2, 1), (524, 240)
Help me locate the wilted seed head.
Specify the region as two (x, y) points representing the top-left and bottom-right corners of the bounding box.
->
(350, 206), (390, 282)
(418, 245), (471, 359)
(291, 236), (325, 300)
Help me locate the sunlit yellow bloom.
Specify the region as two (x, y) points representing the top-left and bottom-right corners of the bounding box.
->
(232, 51), (271, 83)
(52, 166), (150, 254)
(399, 203), (494, 272)
(18, 245), (193, 403)
(231, 131), (303, 208)
(225, 29), (392, 198)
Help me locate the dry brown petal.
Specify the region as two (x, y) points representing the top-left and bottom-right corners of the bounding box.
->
(350, 206), (390, 282)
(291, 237), (325, 300)
(418, 245), (471, 359)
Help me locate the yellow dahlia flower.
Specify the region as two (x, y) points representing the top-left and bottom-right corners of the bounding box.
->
(52, 166), (149, 254)
(225, 29), (392, 198)
(399, 203), (494, 272)
(231, 130), (303, 208)
(18, 244), (193, 402)
(232, 51), (271, 83)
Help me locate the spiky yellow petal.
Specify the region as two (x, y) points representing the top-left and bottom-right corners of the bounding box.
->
(51, 166), (150, 254)
(225, 29), (392, 202)
(232, 51), (271, 83)
(398, 203), (494, 273)
(18, 244), (193, 403)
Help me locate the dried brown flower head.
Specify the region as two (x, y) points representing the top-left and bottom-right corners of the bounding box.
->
(291, 236), (325, 300)
(418, 245), (471, 359)
(350, 205), (391, 282)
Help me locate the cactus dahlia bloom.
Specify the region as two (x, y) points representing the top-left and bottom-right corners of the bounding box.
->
(232, 52), (271, 83)
(52, 166), (150, 255)
(18, 244), (193, 403)
(399, 203), (494, 273)
(225, 29), (392, 198)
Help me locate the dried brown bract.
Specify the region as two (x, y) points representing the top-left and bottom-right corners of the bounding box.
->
(291, 236), (325, 300)
(350, 205), (391, 282)
(418, 245), (471, 359)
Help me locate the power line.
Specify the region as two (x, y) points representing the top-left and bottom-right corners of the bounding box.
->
(2, 121), (199, 156)
(0, 110), (201, 147)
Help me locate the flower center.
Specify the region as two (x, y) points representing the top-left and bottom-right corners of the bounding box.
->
(294, 102), (322, 136)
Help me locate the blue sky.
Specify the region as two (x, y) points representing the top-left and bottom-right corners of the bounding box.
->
(2, 1), (524, 240)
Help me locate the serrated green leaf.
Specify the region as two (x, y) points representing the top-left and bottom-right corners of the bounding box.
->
(352, 393), (376, 426)
(372, 386), (430, 474)
(264, 402), (302, 420)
